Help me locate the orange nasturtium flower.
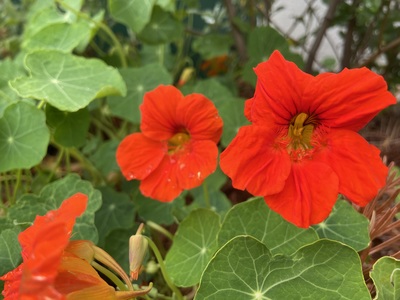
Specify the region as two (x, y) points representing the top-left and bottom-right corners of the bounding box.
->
(0, 193), (150, 300)
(116, 85), (223, 202)
(220, 50), (396, 228)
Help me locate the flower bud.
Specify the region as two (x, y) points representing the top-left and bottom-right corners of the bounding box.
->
(129, 224), (148, 280)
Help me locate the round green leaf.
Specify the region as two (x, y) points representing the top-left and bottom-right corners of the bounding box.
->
(218, 197), (319, 256)
(137, 6), (184, 45)
(0, 228), (22, 276)
(192, 34), (233, 59)
(165, 209), (221, 287)
(370, 256), (400, 299)
(109, 0), (155, 33)
(0, 102), (50, 172)
(313, 199), (370, 251)
(89, 140), (120, 176)
(22, 22), (90, 53)
(10, 50), (127, 112)
(46, 105), (90, 147)
(196, 237), (371, 299)
(107, 64), (172, 123)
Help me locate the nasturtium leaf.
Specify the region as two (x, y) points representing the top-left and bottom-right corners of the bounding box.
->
(165, 209), (221, 287)
(218, 99), (249, 147)
(137, 6), (184, 45)
(196, 237), (370, 300)
(0, 228), (22, 276)
(218, 197), (319, 256)
(140, 44), (176, 70)
(46, 105), (90, 147)
(89, 140), (120, 176)
(242, 26), (304, 86)
(192, 78), (234, 107)
(0, 102), (50, 172)
(107, 64), (172, 123)
(0, 59), (25, 100)
(192, 34), (233, 59)
(10, 50), (127, 112)
(109, 0), (155, 34)
(22, 22), (91, 53)
(95, 187), (135, 247)
(8, 174), (102, 243)
(370, 256), (400, 299)
(313, 199), (370, 251)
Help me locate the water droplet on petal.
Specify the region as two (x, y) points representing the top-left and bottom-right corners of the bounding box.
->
(197, 171), (202, 179)
(170, 157), (177, 164)
(166, 178), (172, 183)
(127, 172), (136, 180)
(188, 173), (195, 178)
(179, 163), (186, 170)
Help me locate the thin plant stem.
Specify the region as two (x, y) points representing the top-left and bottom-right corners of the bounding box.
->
(12, 169), (22, 204)
(54, 0), (127, 67)
(91, 261), (128, 292)
(46, 147), (65, 183)
(91, 117), (119, 140)
(144, 237), (183, 300)
(203, 181), (211, 210)
(147, 221), (174, 241)
(65, 148), (71, 173)
(4, 173), (12, 205)
(37, 100), (46, 109)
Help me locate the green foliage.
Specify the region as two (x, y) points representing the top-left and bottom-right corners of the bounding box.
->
(0, 228), (22, 276)
(313, 199), (370, 251)
(370, 257), (400, 299)
(10, 51), (126, 112)
(218, 197), (319, 256)
(165, 209), (221, 287)
(0, 102), (49, 172)
(196, 236), (371, 299)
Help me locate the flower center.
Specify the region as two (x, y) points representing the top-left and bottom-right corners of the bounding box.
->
(167, 131), (190, 154)
(288, 113), (315, 150)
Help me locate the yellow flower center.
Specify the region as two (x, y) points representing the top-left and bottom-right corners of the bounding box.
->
(288, 113), (315, 150)
(167, 131), (190, 154)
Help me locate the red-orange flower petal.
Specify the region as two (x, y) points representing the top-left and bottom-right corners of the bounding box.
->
(264, 160), (339, 228)
(314, 129), (388, 206)
(116, 133), (166, 181)
(220, 126), (291, 196)
(174, 140), (219, 189)
(176, 93), (223, 143)
(305, 68), (396, 131)
(139, 156), (182, 202)
(140, 85), (182, 141)
(248, 51), (313, 126)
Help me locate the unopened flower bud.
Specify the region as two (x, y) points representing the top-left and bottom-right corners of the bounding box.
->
(129, 224), (148, 280)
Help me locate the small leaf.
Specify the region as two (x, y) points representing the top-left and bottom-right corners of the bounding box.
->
(218, 197), (319, 256)
(192, 34), (233, 59)
(46, 105), (90, 147)
(95, 187), (135, 247)
(138, 6), (184, 45)
(107, 64), (172, 123)
(0, 228), (22, 276)
(313, 199), (370, 251)
(22, 22), (90, 52)
(109, 0), (155, 33)
(165, 209), (221, 287)
(10, 50), (127, 112)
(370, 256), (400, 299)
(0, 102), (50, 172)
(89, 140), (120, 176)
(242, 26), (303, 86)
(218, 99), (249, 147)
(196, 237), (370, 299)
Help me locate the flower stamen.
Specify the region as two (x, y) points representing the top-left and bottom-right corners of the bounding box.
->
(288, 113), (315, 150)
(167, 131), (190, 154)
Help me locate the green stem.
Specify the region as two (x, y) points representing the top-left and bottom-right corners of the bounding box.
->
(65, 148), (71, 173)
(4, 173), (12, 205)
(147, 221), (174, 241)
(91, 117), (119, 140)
(46, 148), (65, 183)
(144, 237), (183, 300)
(54, 0), (127, 67)
(37, 100), (46, 109)
(203, 181), (211, 210)
(11, 169), (22, 204)
(92, 261), (128, 292)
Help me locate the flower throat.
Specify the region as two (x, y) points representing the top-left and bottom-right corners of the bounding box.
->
(288, 113), (316, 150)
